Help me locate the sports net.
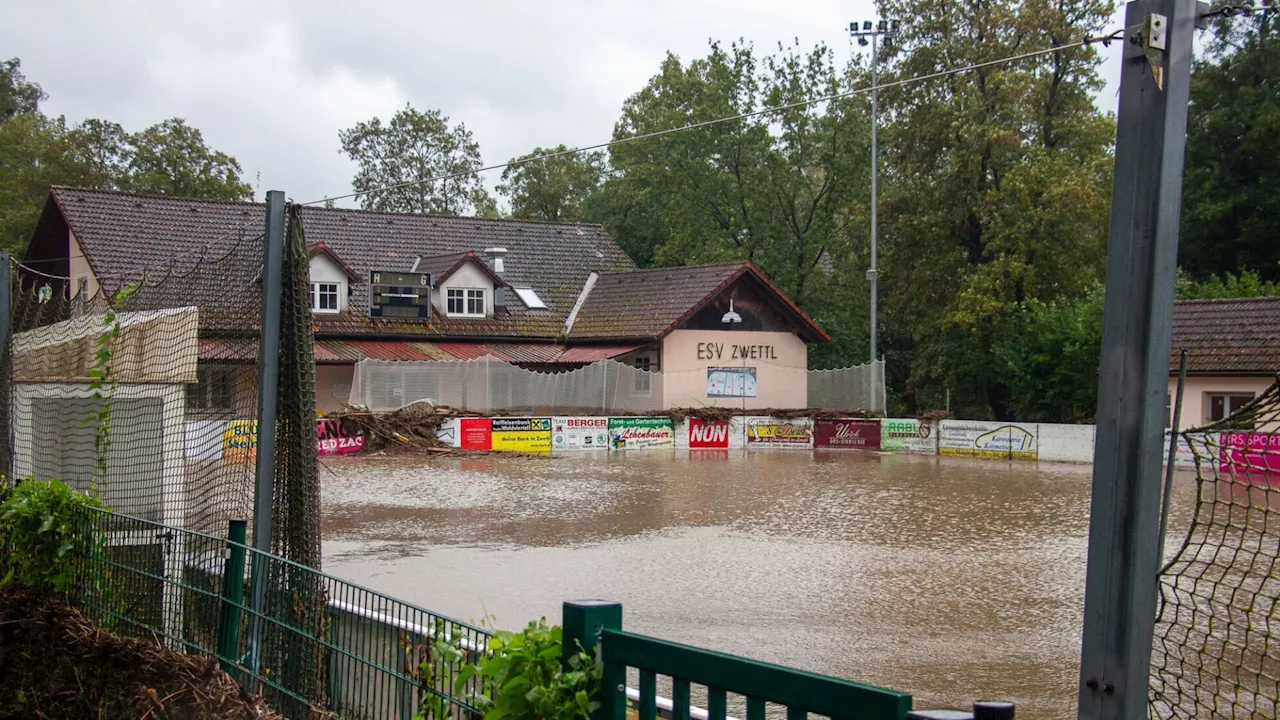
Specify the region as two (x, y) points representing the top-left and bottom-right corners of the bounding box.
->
(349, 357), (887, 414)
(1152, 377), (1280, 720)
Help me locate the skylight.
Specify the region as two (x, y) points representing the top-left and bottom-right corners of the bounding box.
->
(513, 286), (547, 310)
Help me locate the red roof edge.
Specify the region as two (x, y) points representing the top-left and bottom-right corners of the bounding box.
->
(308, 242), (361, 280)
(653, 263), (831, 344)
(436, 251), (507, 287)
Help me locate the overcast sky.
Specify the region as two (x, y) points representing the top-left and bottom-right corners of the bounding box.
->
(4, 0), (1125, 209)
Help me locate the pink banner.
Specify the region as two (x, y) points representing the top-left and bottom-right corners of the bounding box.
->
(1220, 432), (1280, 474)
(317, 418), (366, 456)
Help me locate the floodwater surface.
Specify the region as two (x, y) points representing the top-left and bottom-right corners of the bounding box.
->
(320, 450), (1198, 720)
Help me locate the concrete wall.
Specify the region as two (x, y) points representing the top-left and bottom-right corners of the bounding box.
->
(1168, 375), (1275, 430)
(1037, 423), (1096, 463)
(309, 254), (349, 312)
(660, 330), (807, 410)
(433, 263), (495, 317)
(317, 364), (356, 413)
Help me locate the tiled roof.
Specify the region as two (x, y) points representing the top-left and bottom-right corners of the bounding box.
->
(568, 262), (829, 342)
(1172, 297), (1280, 374)
(198, 338), (640, 365)
(415, 252), (505, 287)
(42, 187), (635, 340)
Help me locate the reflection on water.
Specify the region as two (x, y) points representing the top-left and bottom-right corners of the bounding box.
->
(321, 450), (1199, 720)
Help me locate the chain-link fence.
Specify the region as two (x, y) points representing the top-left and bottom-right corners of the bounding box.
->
(350, 357), (886, 414)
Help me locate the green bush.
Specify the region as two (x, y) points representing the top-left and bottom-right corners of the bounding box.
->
(0, 479), (104, 594)
(419, 619), (601, 720)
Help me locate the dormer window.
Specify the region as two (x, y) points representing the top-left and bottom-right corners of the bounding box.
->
(447, 288), (486, 317)
(311, 282), (340, 313)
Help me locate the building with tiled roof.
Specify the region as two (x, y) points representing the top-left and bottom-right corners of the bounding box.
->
(22, 187), (829, 411)
(1168, 296), (1280, 429)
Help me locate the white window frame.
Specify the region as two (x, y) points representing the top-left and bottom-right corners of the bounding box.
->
(1205, 392), (1255, 424)
(311, 282), (340, 314)
(633, 354), (653, 395)
(447, 287), (487, 318)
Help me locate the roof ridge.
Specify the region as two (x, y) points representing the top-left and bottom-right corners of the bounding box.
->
(52, 185), (263, 209)
(1175, 296), (1280, 304)
(300, 203), (611, 231)
(597, 262), (747, 277)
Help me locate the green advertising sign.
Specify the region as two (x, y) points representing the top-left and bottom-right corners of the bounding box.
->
(607, 417), (675, 450)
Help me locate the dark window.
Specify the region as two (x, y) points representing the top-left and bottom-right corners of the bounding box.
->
(187, 366), (235, 412)
(1207, 392), (1255, 422)
(634, 355), (652, 394)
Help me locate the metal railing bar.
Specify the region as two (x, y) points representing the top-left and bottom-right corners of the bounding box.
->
(328, 599), (486, 654)
(626, 686), (738, 720)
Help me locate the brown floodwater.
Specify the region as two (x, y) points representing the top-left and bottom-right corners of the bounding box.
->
(320, 450), (1199, 720)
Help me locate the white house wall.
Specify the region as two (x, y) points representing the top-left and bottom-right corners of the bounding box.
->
(309, 254), (350, 312)
(433, 263), (495, 317)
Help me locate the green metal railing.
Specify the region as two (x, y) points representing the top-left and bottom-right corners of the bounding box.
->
(563, 601), (914, 720)
(69, 506), (491, 720)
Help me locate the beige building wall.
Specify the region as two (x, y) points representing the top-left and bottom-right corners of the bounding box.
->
(69, 231), (100, 298)
(309, 254), (350, 312)
(661, 329), (808, 409)
(1168, 375), (1275, 430)
(433, 263), (496, 317)
(316, 364), (356, 413)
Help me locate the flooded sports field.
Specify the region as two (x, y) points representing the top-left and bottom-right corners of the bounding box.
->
(320, 450), (1199, 720)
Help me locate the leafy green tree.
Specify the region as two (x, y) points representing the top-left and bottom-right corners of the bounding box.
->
(498, 146), (604, 221)
(119, 119), (251, 200)
(1176, 268), (1280, 299)
(339, 104), (494, 216)
(594, 41), (870, 308)
(874, 0), (1116, 418)
(1180, 6), (1280, 282)
(0, 114), (96, 253)
(0, 58), (45, 119)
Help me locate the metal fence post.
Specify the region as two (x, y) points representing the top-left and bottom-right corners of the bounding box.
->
(248, 190), (287, 676)
(0, 252), (11, 481)
(563, 600), (623, 720)
(1078, 2), (1196, 720)
(218, 519), (248, 677)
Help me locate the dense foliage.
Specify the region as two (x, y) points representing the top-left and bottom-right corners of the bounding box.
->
(0, 479), (104, 594)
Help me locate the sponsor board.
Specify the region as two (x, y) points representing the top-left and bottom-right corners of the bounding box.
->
(222, 420), (258, 461)
(553, 417), (609, 452)
(1220, 432), (1280, 474)
(688, 418), (732, 449)
(814, 418), (881, 450)
(706, 367), (758, 398)
(938, 421), (1038, 460)
(744, 417), (813, 448)
(491, 417), (552, 454)
(317, 418), (365, 456)
(609, 417), (675, 450)
(881, 419), (936, 453)
(1165, 430), (1217, 469)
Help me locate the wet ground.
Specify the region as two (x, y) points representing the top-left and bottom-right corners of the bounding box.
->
(320, 450), (1199, 720)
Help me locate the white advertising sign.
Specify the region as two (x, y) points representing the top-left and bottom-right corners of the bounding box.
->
(552, 417), (610, 452)
(939, 420), (1039, 460)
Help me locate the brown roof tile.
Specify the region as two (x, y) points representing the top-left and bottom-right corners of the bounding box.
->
(1171, 297), (1280, 375)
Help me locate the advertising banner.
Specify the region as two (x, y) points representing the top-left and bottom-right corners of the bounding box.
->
(1220, 432), (1280, 474)
(552, 417), (609, 452)
(317, 418), (366, 457)
(609, 417), (675, 450)
(939, 421), (1038, 460)
(1164, 430), (1217, 470)
(880, 419), (936, 454)
(222, 420), (257, 461)
(458, 418), (493, 450)
(491, 417), (552, 454)
(814, 418), (881, 450)
(744, 417), (813, 448)
(688, 418), (732, 449)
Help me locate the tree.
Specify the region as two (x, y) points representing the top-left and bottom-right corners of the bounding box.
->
(872, 0), (1116, 418)
(1176, 268), (1280, 299)
(497, 146), (604, 221)
(0, 58), (45, 119)
(339, 104), (494, 216)
(1180, 6), (1280, 282)
(594, 40), (870, 309)
(0, 114), (93, 252)
(120, 119), (251, 200)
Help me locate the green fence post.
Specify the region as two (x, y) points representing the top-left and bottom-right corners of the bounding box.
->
(218, 519), (248, 677)
(563, 601), (623, 720)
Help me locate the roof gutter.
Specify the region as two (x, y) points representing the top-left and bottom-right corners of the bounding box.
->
(562, 271), (598, 336)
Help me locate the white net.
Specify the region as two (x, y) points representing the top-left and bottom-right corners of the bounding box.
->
(349, 357), (886, 414)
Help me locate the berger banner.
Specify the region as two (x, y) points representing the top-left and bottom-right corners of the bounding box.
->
(939, 420), (1038, 460)
(609, 417), (675, 450)
(744, 417), (813, 448)
(881, 419), (937, 454)
(553, 417), (609, 452)
(491, 417), (552, 454)
(814, 418), (880, 450)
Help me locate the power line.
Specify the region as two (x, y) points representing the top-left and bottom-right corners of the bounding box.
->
(302, 27), (1130, 208)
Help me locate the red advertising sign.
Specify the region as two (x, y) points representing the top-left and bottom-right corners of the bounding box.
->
(460, 418), (492, 450)
(688, 418), (730, 449)
(317, 418), (365, 456)
(814, 418), (881, 450)
(1220, 432), (1280, 475)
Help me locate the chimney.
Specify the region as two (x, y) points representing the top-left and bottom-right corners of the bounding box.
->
(485, 247), (508, 311)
